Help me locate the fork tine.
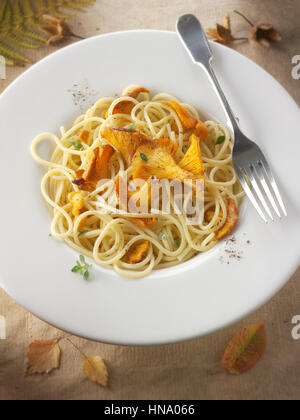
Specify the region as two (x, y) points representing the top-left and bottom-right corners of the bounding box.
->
(244, 167), (274, 220)
(253, 162), (282, 218)
(235, 166), (267, 223)
(259, 157), (287, 216)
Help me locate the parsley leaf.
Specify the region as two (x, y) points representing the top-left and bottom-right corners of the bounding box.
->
(140, 153), (148, 162)
(216, 136), (226, 145)
(158, 233), (169, 241)
(83, 270), (90, 281)
(72, 141), (83, 149)
(71, 255), (92, 281)
(126, 122), (136, 130)
(174, 239), (181, 249)
(78, 230), (89, 238)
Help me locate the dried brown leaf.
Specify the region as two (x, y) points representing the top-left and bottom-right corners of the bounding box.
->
(206, 28), (223, 43)
(27, 340), (61, 375)
(42, 14), (72, 45)
(216, 23), (235, 43)
(222, 14), (231, 31)
(83, 356), (109, 387)
(234, 11), (282, 48)
(251, 24), (282, 48)
(207, 14), (247, 45)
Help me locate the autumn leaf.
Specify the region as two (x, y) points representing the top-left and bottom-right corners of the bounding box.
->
(251, 24), (282, 48)
(67, 338), (109, 387)
(206, 14), (247, 45)
(222, 322), (267, 374)
(83, 356), (109, 387)
(41, 14), (72, 45)
(234, 11), (282, 48)
(0, 0), (94, 66)
(27, 340), (61, 375)
(41, 14), (83, 45)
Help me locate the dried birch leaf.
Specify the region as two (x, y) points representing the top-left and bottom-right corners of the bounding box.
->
(27, 340), (61, 375)
(222, 322), (267, 374)
(83, 356), (109, 387)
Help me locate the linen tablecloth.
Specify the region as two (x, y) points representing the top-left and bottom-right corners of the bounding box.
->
(0, 0), (299, 400)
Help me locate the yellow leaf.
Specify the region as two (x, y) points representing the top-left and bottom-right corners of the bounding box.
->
(83, 356), (108, 387)
(27, 340), (61, 375)
(206, 14), (248, 45)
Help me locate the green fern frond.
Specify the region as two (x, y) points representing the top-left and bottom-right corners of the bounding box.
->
(2, 56), (17, 66)
(0, 0), (95, 66)
(3, 33), (41, 49)
(0, 0), (13, 32)
(50, 0), (89, 10)
(1, 2), (43, 48)
(11, 0), (23, 26)
(0, 40), (31, 63)
(35, 0), (46, 12)
(16, 26), (47, 43)
(59, 1), (90, 10)
(0, 1), (8, 22)
(22, 0), (36, 20)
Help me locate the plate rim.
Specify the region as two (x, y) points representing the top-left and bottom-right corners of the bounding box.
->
(2, 29), (300, 111)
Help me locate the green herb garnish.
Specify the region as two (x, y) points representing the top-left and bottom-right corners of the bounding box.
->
(126, 122), (136, 130)
(72, 141), (83, 149)
(216, 136), (226, 145)
(174, 239), (181, 249)
(158, 233), (169, 241)
(71, 255), (92, 281)
(140, 153), (148, 162)
(78, 230), (89, 238)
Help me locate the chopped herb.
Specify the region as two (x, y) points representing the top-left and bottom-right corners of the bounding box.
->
(78, 230), (89, 238)
(216, 136), (226, 145)
(174, 239), (181, 249)
(158, 233), (169, 241)
(83, 269), (90, 281)
(71, 255), (92, 281)
(72, 141), (83, 149)
(126, 122), (136, 130)
(140, 153), (148, 162)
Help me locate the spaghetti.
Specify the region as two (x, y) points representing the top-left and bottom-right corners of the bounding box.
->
(31, 86), (243, 278)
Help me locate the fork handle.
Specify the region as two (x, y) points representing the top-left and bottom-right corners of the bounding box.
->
(177, 14), (240, 134)
(204, 65), (240, 133)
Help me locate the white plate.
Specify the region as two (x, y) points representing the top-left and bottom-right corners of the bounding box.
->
(0, 31), (300, 345)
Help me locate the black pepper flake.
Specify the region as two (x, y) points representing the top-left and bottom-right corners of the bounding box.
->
(68, 80), (99, 110)
(219, 235), (251, 265)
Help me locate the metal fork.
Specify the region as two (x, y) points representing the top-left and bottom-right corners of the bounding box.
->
(177, 14), (287, 222)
